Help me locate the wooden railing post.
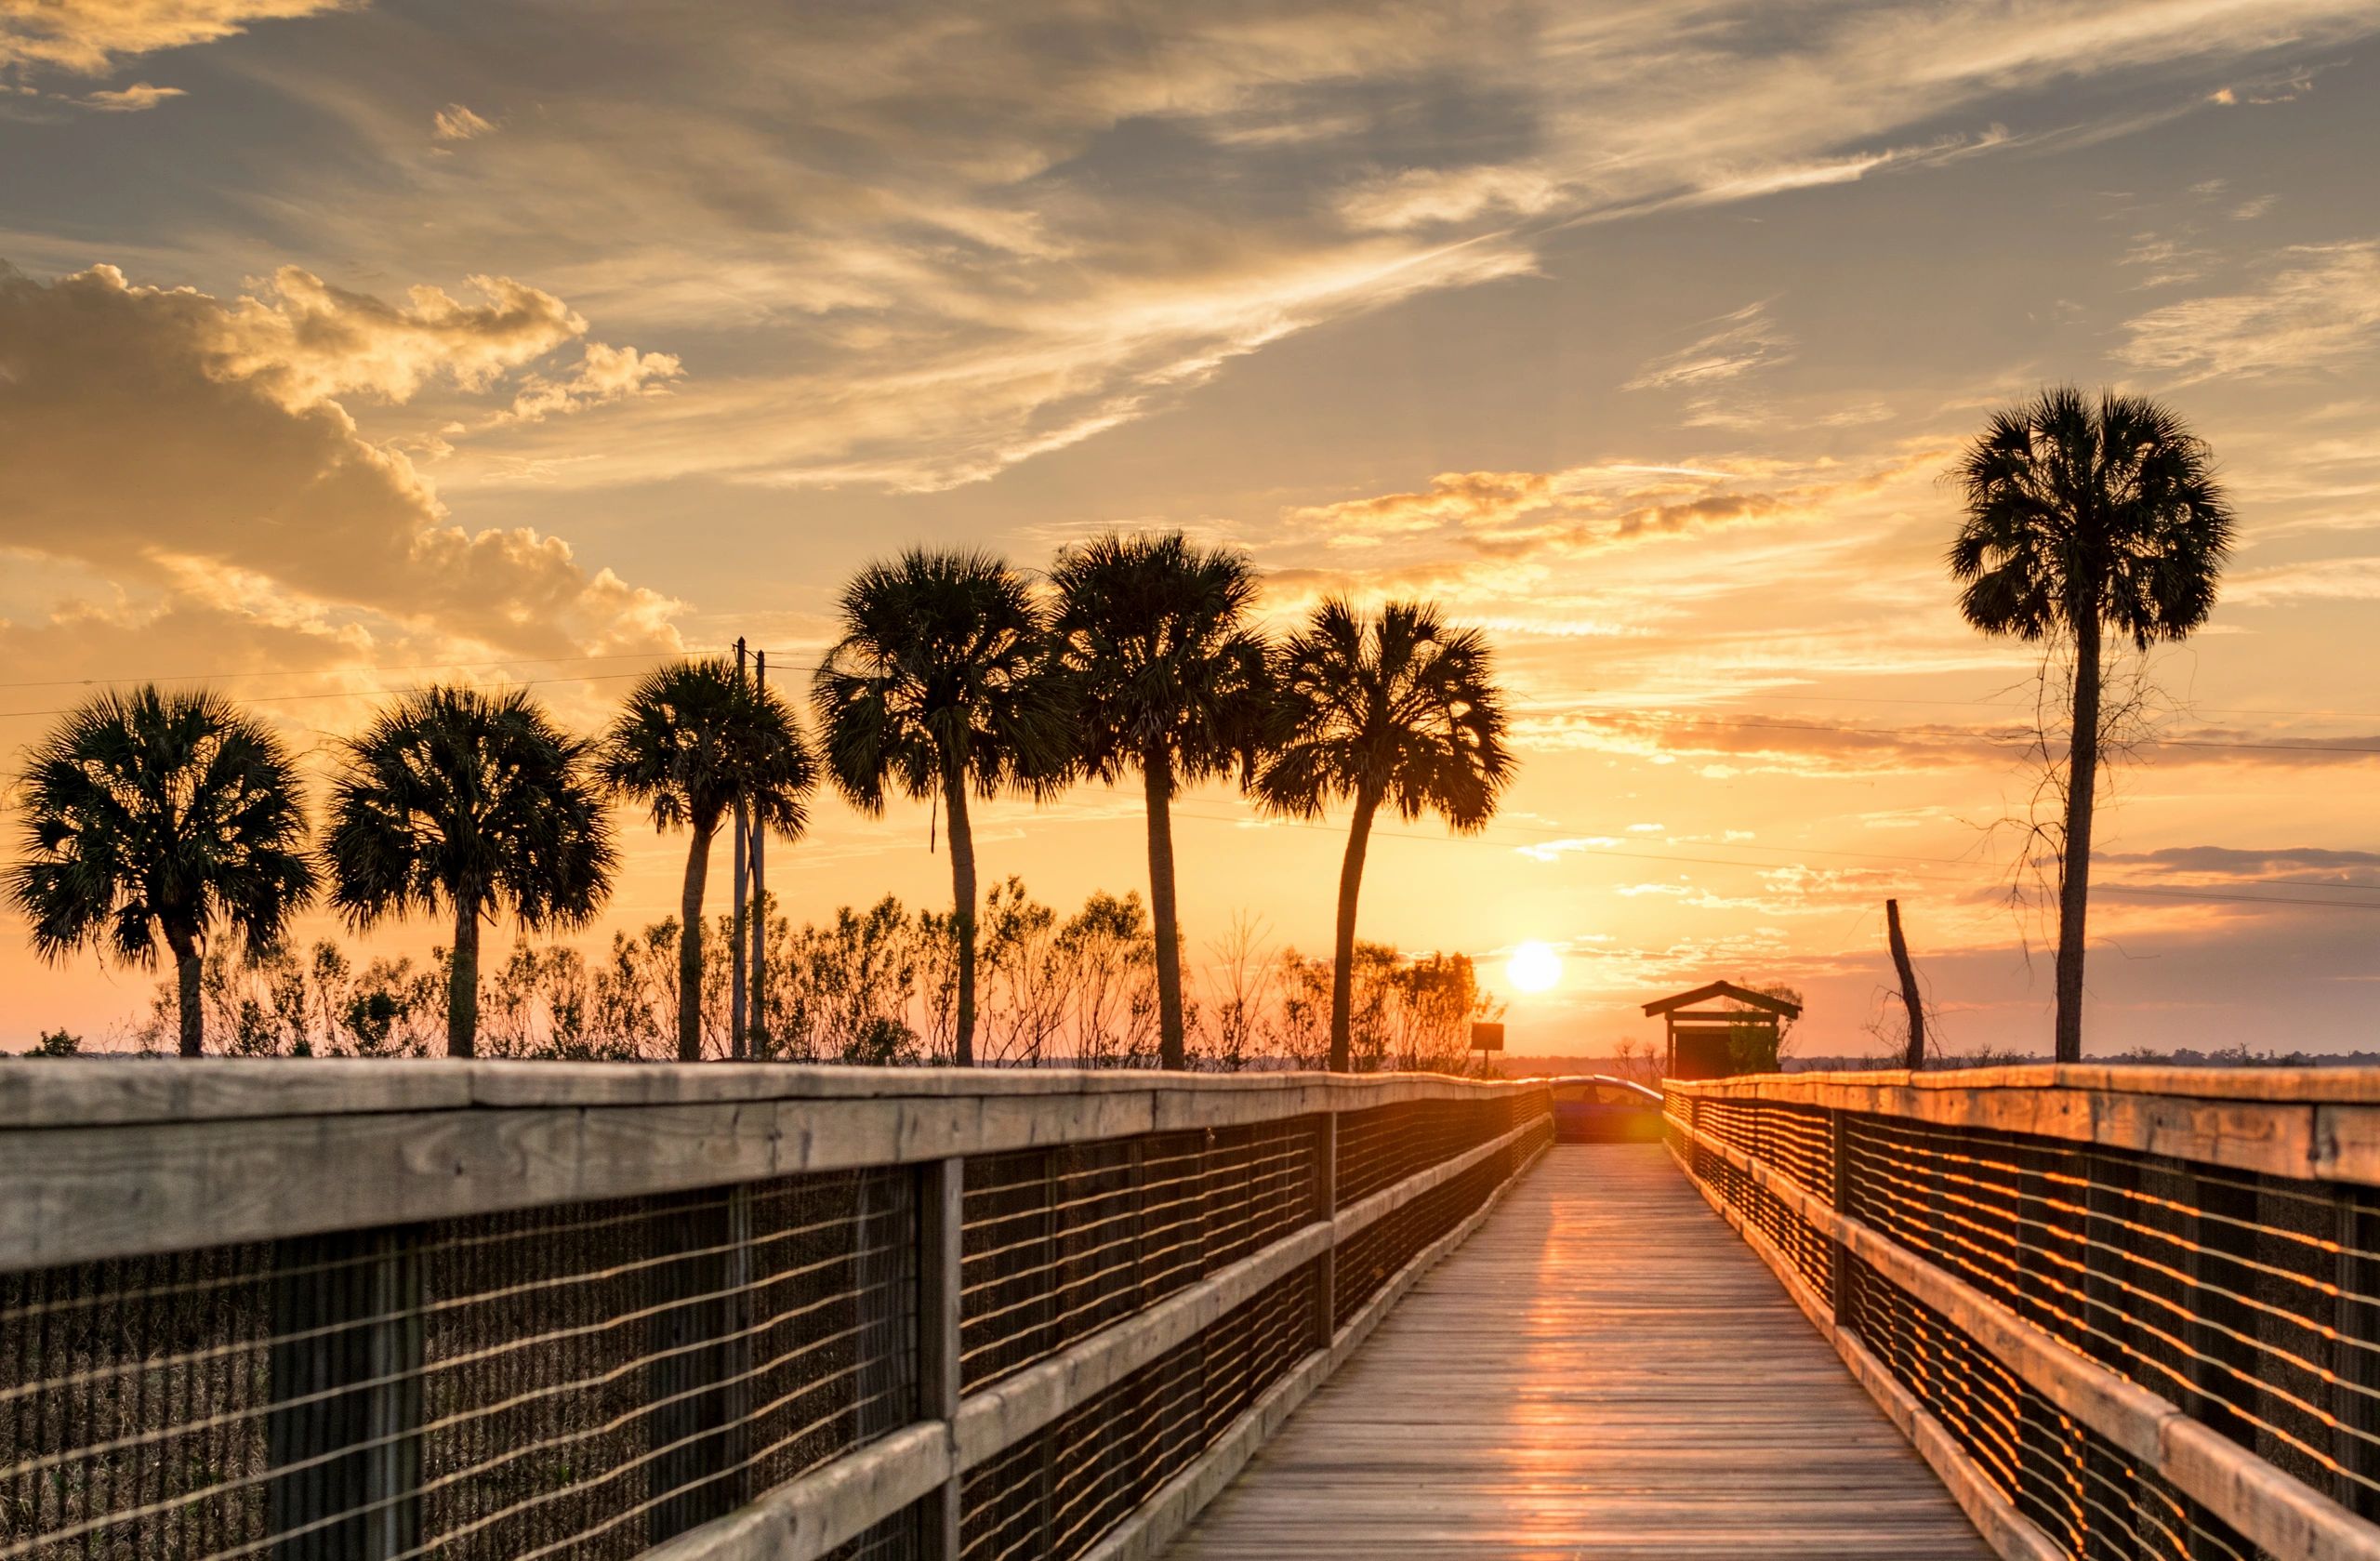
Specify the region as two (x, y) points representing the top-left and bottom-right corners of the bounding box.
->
(267, 1229), (421, 1560)
(1313, 1111), (1338, 1349)
(919, 1158), (964, 1559)
(1826, 1108), (1850, 1327)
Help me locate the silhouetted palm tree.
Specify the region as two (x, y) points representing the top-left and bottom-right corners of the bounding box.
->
(813, 549), (1067, 1066)
(323, 686), (615, 1058)
(1951, 386), (2233, 1064)
(1255, 600), (1514, 1072)
(1049, 533), (1271, 1070)
(7, 687), (316, 1056)
(601, 657), (816, 1061)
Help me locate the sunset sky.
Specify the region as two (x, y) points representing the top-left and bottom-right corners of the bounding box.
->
(5, 0), (2380, 1056)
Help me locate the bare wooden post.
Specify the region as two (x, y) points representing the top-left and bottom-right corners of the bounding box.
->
(749, 649), (769, 1056)
(919, 1158), (964, 1559)
(1312, 1112), (1338, 1349)
(1885, 899), (1925, 1070)
(730, 638), (749, 1059)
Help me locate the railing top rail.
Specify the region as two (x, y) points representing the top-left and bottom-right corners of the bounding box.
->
(1669, 1062), (2380, 1105)
(1533, 1073), (1665, 1103)
(0, 1062), (1547, 1272)
(0, 1057), (1538, 1131)
(1668, 1063), (2380, 1191)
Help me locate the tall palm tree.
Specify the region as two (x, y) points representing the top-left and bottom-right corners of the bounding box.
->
(1950, 386), (2233, 1064)
(600, 657), (815, 1061)
(323, 686), (615, 1058)
(1255, 600), (1514, 1072)
(7, 687), (315, 1056)
(1049, 533), (1272, 1070)
(813, 549), (1068, 1066)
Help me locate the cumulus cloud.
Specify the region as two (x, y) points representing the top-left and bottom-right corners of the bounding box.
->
(497, 340), (684, 425)
(0, 0), (350, 73)
(0, 261), (680, 658)
(2119, 241), (2380, 381)
(205, 265), (587, 406)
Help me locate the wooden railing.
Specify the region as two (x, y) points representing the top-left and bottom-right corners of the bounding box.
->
(0, 1063), (1551, 1561)
(1669, 1066), (2380, 1561)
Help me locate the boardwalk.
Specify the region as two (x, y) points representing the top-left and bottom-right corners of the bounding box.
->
(1166, 1143), (1994, 1559)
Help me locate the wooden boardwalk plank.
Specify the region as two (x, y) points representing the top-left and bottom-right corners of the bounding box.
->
(1164, 1143), (1994, 1558)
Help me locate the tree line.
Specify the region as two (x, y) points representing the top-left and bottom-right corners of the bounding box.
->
(89, 889), (1499, 1074)
(8, 532), (1513, 1069)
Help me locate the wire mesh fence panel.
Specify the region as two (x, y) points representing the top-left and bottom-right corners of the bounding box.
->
(5, 1075), (1548, 1561)
(1333, 1097), (1502, 1211)
(0, 1167), (916, 1561)
(957, 1121), (1318, 1396)
(1332, 1152), (1507, 1330)
(1694, 1097), (1833, 1206)
(1, 1243), (279, 1560)
(1841, 1112), (2380, 1523)
(1842, 1252), (2260, 1561)
(954, 1261), (1316, 1561)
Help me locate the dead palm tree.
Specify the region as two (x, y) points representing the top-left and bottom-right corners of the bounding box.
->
(323, 686), (615, 1057)
(1049, 532), (1271, 1069)
(7, 687), (315, 1055)
(600, 657), (816, 1061)
(812, 549), (1068, 1065)
(1254, 600), (1514, 1072)
(1950, 386), (2233, 1064)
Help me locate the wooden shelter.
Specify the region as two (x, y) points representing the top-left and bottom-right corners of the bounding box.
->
(1643, 980), (1803, 1079)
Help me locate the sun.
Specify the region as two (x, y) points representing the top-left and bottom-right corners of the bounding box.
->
(1506, 942), (1563, 994)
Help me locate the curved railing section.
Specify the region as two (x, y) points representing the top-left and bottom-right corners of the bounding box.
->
(1668, 1066), (2380, 1561)
(0, 1063), (1551, 1561)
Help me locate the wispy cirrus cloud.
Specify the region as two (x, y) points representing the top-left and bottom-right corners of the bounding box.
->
(1623, 299), (1795, 392)
(77, 80), (181, 111)
(2119, 241), (2380, 381)
(220, 0), (2380, 496)
(432, 102), (494, 141)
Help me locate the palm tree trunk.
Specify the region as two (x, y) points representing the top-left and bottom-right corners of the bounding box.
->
(448, 904), (480, 1059)
(945, 761), (978, 1067)
(1144, 748), (1185, 1071)
(678, 822), (714, 1063)
(1328, 790), (1379, 1073)
(167, 929), (203, 1057)
(2055, 619), (2102, 1065)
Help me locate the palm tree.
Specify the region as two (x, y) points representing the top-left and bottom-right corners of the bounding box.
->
(1950, 386), (2233, 1064)
(600, 657), (815, 1061)
(812, 549), (1068, 1066)
(7, 687), (315, 1056)
(1049, 533), (1272, 1070)
(323, 686), (615, 1058)
(1254, 600), (1514, 1072)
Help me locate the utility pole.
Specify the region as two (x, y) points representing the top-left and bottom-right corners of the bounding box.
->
(731, 638), (749, 1060)
(748, 648), (768, 1058)
(1886, 898), (1925, 1070)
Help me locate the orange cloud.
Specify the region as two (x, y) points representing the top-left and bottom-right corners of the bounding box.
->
(0, 262), (680, 658)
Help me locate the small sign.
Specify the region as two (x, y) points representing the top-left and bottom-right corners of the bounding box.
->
(1470, 1021), (1506, 1052)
